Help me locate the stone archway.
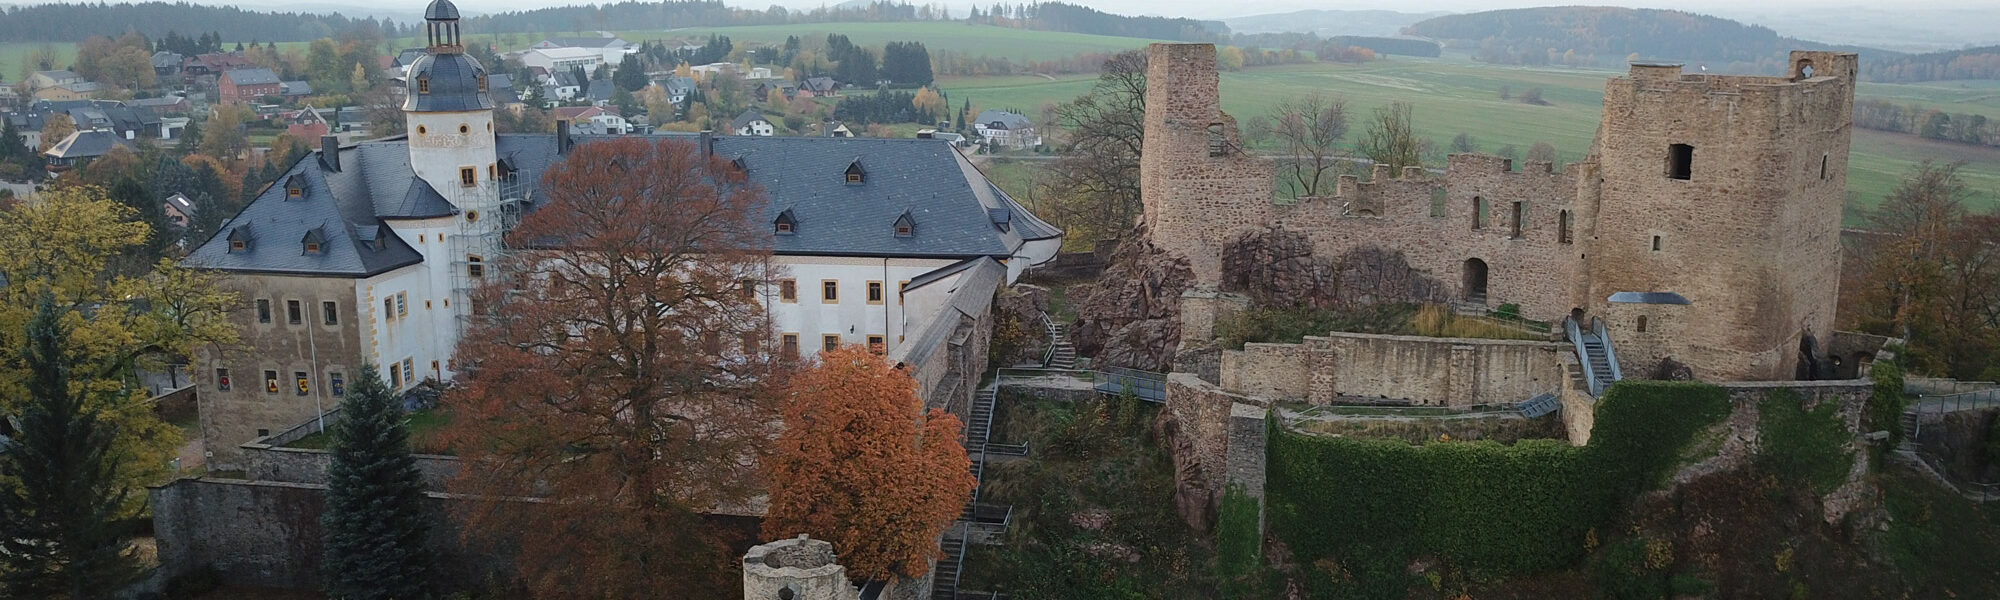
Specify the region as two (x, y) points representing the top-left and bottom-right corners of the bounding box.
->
(1462, 258), (1488, 303)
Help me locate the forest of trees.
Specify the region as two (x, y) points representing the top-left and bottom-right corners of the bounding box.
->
(0, 2), (414, 44)
(1406, 7), (1890, 74)
(968, 2), (1224, 42)
(1861, 46), (2000, 83)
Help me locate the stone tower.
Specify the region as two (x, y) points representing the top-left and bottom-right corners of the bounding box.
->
(1138, 43), (1274, 289)
(742, 535), (850, 600)
(403, 0), (499, 214)
(1584, 51), (1857, 380)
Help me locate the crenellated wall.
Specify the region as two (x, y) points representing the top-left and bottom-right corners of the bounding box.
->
(1219, 332), (1566, 406)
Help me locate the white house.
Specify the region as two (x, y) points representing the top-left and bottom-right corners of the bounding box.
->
(973, 110), (1041, 150)
(181, 0), (1062, 470)
(731, 108), (774, 136)
(531, 36), (637, 67)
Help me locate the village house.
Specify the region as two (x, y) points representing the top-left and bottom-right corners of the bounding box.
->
(731, 108), (775, 136)
(42, 129), (135, 174)
(531, 36), (637, 66)
(182, 52), (256, 80)
(220, 68), (284, 104)
(181, 0), (1063, 468)
(286, 105), (330, 139)
(34, 81), (100, 102)
(551, 105), (629, 134)
(799, 76), (842, 98)
(26, 70), (82, 91)
(973, 110), (1040, 150)
(519, 47), (604, 80)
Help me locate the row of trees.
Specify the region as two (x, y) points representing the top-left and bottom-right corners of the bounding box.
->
(1854, 99), (1995, 147)
(1861, 46), (2000, 83)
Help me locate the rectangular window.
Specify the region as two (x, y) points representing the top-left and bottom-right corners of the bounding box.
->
(822, 334), (841, 352)
(403, 358), (416, 386)
(1510, 201), (1525, 239)
(295, 371), (309, 396)
(867, 335), (885, 354)
(286, 300), (302, 324)
(1652, 235), (1663, 252)
(215, 368), (231, 391)
(1559, 210), (1574, 244)
(779, 279), (797, 303)
(867, 281), (884, 305)
(467, 256), (484, 278)
(264, 370), (279, 394)
(821, 280), (838, 303)
(781, 333), (800, 359)
(389, 364), (402, 389)
(396, 292), (408, 317)
(323, 301), (339, 325)
(739, 279), (756, 300)
(384, 297), (396, 321)
(330, 372), (345, 397)
(898, 280), (909, 304)
(256, 299), (271, 324)
(459, 166), (476, 187)
(741, 332), (761, 353)
(1667, 143), (1693, 180)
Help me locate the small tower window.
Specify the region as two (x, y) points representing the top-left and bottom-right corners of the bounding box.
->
(460, 167), (476, 187)
(1652, 235), (1663, 251)
(459, 124), (470, 134)
(1471, 196), (1487, 229)
(1510, 201), (1525, 239)
(1820, 154), (1829, 180)
(1667, 144), (1693, 180)
(416, 125), (427, 135)
(467, 255), (484, 278)
(1636, 315), (1649, 332)
(478, 74), (487, 92)
(466, 210), (479, 222)
(1559, 210), (1573, 244)
(418, 77), (430, 94)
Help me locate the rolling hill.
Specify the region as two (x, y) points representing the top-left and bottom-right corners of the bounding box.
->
(1403, 7), (1893, 74)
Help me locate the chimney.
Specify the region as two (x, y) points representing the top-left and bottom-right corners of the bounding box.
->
(320, 134), (340, 172)
(699, 130), (713, 157)
(556, 119), (571, 155)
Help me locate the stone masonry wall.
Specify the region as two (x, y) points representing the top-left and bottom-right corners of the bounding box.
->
(1159, 373), (1267, 530)
(1221, 332), (1566, 406)
(196, 273), (366, 470)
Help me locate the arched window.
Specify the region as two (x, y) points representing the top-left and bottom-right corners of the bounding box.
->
(1636, 315), (1648, 332)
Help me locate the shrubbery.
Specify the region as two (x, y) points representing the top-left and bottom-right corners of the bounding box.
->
(1758, 389), (1856, 494)
(1265, 380), (1734, 595)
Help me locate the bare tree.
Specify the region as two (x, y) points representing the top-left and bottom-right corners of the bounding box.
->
(1041, 50), (1147, 244)
(1450, 132), (1478, 154)
(1270, 93), (1349, 197)
(1526, 141), (1558, 163)
(1358, 101), (1422, 175)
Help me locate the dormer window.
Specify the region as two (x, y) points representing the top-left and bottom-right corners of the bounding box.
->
(284, 174), (307, 199)
(478, 74), (487, 92)
(989, 207), (1012, 233)
(226, 224), (253, 252)
(844, 160), (865, 185)
(418, 76), (430, 94)
(731, 156), (749, 172)
(301, 227), (327, 255)
(774, 209), (797, 235)
(894, 212), (915, 238)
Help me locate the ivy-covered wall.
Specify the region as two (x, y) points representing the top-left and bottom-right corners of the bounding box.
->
(1265, 380), (1734, 595)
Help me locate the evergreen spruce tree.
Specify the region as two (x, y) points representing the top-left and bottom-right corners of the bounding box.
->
(320, 364), (433, 600)
(0, 297), (141, 600)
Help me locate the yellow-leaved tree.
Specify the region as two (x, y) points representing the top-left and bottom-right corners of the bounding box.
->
(0, 185), (239, 492)
(762, 345), (976, 581)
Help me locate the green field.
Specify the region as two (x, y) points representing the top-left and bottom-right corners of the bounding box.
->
(940, 56), (2000, 220)
(613, 22), (1155, 63)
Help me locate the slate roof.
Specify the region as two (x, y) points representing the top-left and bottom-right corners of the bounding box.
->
(404, 53), (493, 112)
(151, 51), (183, 69)
(282, 81), (313, 96)
(224, 68), (281, 86)
(394, 49), (428, 68)
(488, 73), (518, 104)
(891, 257), (1004, 368)
(976, 110), (1032, 130)
(424, 0), (460, 20)
(585, 79), (613, 102)
(185, 133), (1060, 277)
(802, 77), (839, 93)
(44, 130), (131, 159)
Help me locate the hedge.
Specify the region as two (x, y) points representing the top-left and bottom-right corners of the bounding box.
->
(1266, 380), (1733, 596)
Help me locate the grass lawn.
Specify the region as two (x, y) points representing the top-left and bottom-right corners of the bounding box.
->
(283, 407), (452, 454)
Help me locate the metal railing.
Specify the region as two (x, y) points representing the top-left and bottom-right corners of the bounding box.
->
(1038, 311), (1058, 368)
(1593, 317), (1623, 382)
(1093, 367), (1167, 403)
(1564, 316), (1599, 396)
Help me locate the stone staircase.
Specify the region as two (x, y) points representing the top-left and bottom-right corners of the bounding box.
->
(1044, 315), (1077, 370)
(931, 535), (966, 600)
(967, 389), (996, 449)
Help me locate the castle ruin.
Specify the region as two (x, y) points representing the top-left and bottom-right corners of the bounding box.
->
(1139, 43), (1858, 382)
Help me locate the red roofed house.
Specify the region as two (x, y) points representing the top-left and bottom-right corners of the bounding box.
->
(286, 105), (330, 139)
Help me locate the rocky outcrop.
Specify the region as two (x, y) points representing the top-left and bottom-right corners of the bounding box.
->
(1219, 227), (1443, 309)
(1070, 230), (1194, 372)
(989, 284), (1053, 368)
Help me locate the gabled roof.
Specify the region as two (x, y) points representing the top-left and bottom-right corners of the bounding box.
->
(43, 130), (130, 159)
(165, 192), (195, 214)
(539, 37), (629, 49)
(802, 76), (839, 92)
(151, 51), (183, 69)
(223, 68), (281, 86)
(33, 70), (79, 81)
(976, 110), (1032, 130)
(586, 79), (614, 102)
(730, 108), (768, 132)
(282, 81), (313, 96)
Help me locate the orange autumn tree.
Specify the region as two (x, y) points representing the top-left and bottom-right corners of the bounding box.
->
(442, 137), (781, 598)
(762, 345), (977, 580)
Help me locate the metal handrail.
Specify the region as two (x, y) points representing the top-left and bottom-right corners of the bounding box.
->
(1591, 317), (1623, 382)
(1038, 311), (1059, 367)
(1564, 316), (1600, 396)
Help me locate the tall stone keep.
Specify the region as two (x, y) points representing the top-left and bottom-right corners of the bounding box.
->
(742, 535), (849, 600)
(1585, 51), (1856, 380)
(1138, 43), (1274, 288)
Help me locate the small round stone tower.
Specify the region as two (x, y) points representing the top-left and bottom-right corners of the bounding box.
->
(404, 0), (498, 210)
(742, 534), (849, 600)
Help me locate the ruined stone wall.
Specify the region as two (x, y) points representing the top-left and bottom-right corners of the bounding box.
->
(1270, 155), (1591, 323)
(1158, 373), (1266, 529)
(1220, 333), (1566, 407)
(1587, 54), (1856, 381)
(196, 274), (367, 470)
(1138, 43), (1277, 288)
(1600, 302), (1693, 379)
